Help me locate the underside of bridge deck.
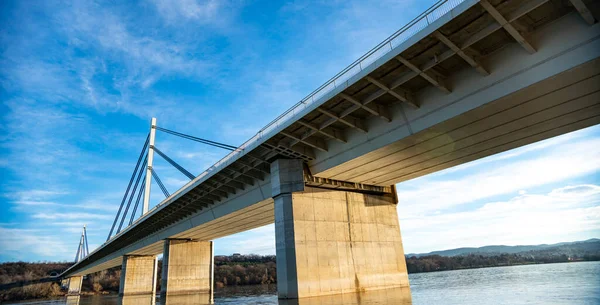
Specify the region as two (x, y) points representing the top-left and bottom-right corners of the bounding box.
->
(62, 0), (599, 285)
(317, 56), (600, 185)
(306, 0), (600, 185)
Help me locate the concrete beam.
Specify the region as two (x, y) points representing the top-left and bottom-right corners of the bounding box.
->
(214, 173), (246, 191)
(433, 31), (489, 75)
(479, 0), (536, 53)
(271, 159), (305, 197)
(569, 0), (596, 25)
(304, 175), (394, 195)
(405, 0), (547, 87)
(317, 107), (368, 133)
(365, 76), (418, 108)
(280, 130), (328, 152)
(222, 169), (256, 186)
(234, 167), (265, 181)
(395, 56), (451, 93)
(237, 158), (270, 174)
(339, 93), (392, 122)
(297, 119), (347, 143)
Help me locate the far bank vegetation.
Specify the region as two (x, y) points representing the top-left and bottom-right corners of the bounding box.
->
(2, 243), (599, 302)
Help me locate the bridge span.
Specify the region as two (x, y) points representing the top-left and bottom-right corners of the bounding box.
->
(59, 0), (599, 301)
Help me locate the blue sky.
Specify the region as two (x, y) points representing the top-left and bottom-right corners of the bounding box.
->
(1, 0), (599, 262)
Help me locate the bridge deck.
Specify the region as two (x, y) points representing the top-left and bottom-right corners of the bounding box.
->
(62, 0), (600, 277)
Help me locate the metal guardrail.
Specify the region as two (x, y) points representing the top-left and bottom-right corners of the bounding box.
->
(115, 0), (467, 238)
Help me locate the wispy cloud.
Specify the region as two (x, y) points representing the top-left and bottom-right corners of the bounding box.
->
(396, 127), (600, 253)
(150, 0), (225, 24)
(396, 135), (600, 216)
(0, 228), (72, 261)
(32, 213), (113, 221)
(215, 224), (275, 255)
(401, 184), (600, 254)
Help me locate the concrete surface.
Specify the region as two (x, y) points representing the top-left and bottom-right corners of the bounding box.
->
(66, 276), (83, 296)
(119, 255), (158, 296)
(161, 239), (214, 302)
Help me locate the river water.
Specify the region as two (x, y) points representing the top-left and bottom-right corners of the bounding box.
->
(7, 262), (600, 305)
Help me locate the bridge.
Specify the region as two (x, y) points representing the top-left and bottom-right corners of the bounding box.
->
(57, 0), (599, 301)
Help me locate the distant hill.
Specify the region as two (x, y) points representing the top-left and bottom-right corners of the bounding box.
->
(407, 238), (600, 257)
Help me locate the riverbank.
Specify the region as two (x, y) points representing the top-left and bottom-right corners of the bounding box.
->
(2, 248), (598, 302)
(4, 262), (599, 305)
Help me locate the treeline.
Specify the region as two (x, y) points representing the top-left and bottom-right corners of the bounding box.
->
(0, 262), (121, 302)
(406, 246), (600, 273)
(0, 261), (71, 283)
(407, 253), (584, 273)
(84, 267), (122, 293)
(0, 262), (72, 301)
(2, 252), (599, 301)
(214, 254), (276, 287)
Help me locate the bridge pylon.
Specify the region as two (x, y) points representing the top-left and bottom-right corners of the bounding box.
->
(74, 225), (89, 263)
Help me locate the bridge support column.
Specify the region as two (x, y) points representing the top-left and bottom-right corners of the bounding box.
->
(272, 159), (410, 299)
(160, 239), (214, 302)
(66, 276), (83, 295)
(119, 255), (158, 296)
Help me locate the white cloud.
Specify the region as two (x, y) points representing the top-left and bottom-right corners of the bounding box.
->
(70, 199), (121, 212)
(396, 136), (600, 216)
(215, 224), (275, 255)
(7, 189), (119, 213)
(151, 0), (223, 23)
(0, 228), (72, 260)
(549, 184), (600, 198)
(11, 190), (68, 200)
(400, 184), (600, 254)
(164, 177), (190, 188)
(439, 127), (589, 175)
(32, 213), (113, 221)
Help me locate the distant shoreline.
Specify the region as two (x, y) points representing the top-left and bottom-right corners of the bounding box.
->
(1, 260), (598, 303)
(407, 259), (597, 274)
(2, 238), (598, 302)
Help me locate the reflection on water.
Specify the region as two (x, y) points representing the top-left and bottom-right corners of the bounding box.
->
(278, 287), (411, 305)
(121, 295), (155, 305)
(63, 287), (411, 305)
(160, 293), (212, 305)
(65, 296), (80, 305)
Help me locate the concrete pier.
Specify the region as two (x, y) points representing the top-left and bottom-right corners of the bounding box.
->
(66, 276), (83, 295)
(161, 239), (214, 301)
(119, 255), (158, 296)
(272, 159), (410, 299)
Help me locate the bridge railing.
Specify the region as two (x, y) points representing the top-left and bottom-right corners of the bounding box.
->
(138, 0), (467, 219)
(255, 0), (465, 135)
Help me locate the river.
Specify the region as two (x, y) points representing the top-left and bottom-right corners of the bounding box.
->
(6, 262), (600, 305)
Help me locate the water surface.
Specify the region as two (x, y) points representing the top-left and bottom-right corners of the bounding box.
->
(7, 261), (599, 305)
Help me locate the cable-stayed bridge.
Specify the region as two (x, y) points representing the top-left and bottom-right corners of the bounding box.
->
(50, 0), (599, 301)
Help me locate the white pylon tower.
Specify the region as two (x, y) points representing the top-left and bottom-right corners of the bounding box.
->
(74, 225), (90, 263)
(142, 117), (156, 215)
